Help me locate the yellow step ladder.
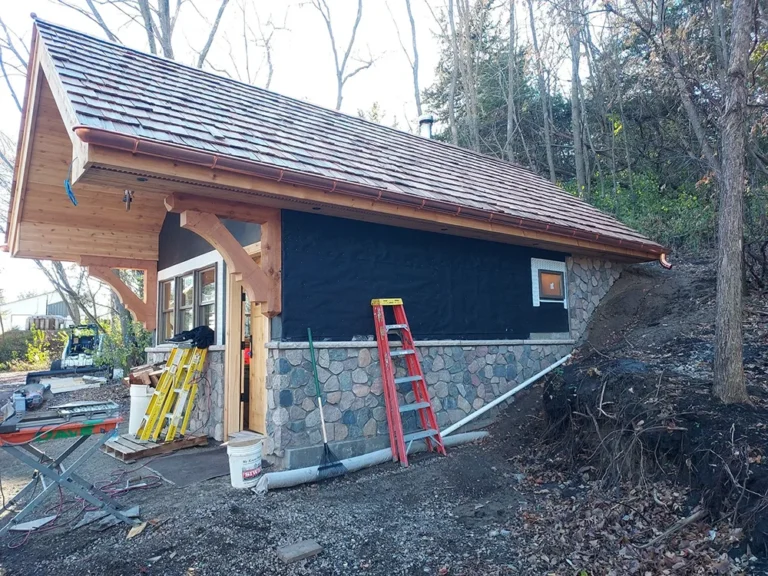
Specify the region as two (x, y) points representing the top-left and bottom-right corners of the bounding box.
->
(135, 344), (207, 442)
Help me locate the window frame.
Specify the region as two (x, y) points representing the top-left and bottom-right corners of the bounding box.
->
(157, 263), (218, 341)
(531, 258), (568, 309)
(196, 266), (217, 333)
(160, 280), (175, 341)
(538, 269), (565, 301)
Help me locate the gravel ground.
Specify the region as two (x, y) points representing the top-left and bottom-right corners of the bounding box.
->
(0, 369), (758, 575)
(2, 382), (540, 576)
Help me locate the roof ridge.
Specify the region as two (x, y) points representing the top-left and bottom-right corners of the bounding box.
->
(33, 17), (571, 188)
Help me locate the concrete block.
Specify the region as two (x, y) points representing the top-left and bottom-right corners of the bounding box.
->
(277, 540), (323, 564)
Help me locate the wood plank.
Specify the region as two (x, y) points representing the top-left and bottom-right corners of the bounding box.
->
(249, 301), (268, 435)
(224, 274), (244, 439)
(79, 256), (157, 270)
(260, 212), (281, 317)
(16, 223), (158, 261)
(8, 42), (43, 256)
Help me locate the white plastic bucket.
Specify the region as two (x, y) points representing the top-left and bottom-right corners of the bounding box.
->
(129, 385), (154, 435)
(227, 438), (263, 489)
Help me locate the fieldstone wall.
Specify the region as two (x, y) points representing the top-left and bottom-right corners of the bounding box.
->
(567, 256), (623, 341)
(145, 346), (225, 441)
(265, 341), (573, 457)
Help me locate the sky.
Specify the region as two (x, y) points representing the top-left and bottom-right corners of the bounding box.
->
(0, 0), (447, 300)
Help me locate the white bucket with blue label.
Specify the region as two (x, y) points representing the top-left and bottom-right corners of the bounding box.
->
(227, 437), (263, 489)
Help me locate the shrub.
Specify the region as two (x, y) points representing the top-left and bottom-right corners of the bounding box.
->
(96, 318), (153, 373)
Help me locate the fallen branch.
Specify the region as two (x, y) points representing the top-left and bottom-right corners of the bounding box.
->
(636, 509), (708, 549)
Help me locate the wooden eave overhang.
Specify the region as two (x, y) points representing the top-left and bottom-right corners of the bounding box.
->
(72, 126), (664, 262)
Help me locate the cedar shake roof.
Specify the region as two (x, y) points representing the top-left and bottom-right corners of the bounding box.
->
(35, 19), (664, 257)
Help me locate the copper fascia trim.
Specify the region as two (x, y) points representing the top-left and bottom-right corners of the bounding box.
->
(73, 126), (665, 258)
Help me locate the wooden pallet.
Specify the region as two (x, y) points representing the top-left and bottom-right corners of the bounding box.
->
(102, 434), (208, 463)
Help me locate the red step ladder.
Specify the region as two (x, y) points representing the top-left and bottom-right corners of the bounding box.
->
(371, 298), (446, 467)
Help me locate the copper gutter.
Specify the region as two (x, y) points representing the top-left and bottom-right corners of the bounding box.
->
(73, 126), (666, 258)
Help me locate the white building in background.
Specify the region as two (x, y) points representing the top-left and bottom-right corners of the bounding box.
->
(0, 290), (112, 333)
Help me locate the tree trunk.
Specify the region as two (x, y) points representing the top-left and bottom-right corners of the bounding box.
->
(158, 0), (175, 59)
(405, 0), (422, 117)
(447, 0), (460, 145)
(568, 0), (587, 196)
(712, 0), (754, 404)
(506, 0), (517, 162)
(527, 0), (556, 182)
(137, 0), (158, 55)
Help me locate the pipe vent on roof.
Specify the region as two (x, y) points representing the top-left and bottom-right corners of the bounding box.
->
(418, 114), (435, 139)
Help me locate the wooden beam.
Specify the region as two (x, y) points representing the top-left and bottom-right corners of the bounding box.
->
(179, 210), (277, 314)
(224, 273), (243, 438)
(79, 256), (157, 270)
(260, 212), (281, 317)
(87, 265), (156, 331)
(8, 49), (43, 256)
(165, 193), (279, 224)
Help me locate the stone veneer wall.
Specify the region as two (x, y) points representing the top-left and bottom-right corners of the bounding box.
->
(265, 341), (573, 457)
(145, 346), (226, 441)
(567, 256), (623, 341)
(264, 256), (624, 460)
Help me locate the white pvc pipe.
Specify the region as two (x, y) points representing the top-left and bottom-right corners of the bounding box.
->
(441, 353), (572, 437)
(255, 431), (489, 493)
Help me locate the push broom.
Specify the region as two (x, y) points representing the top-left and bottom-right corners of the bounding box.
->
(308, 328), (347, 480)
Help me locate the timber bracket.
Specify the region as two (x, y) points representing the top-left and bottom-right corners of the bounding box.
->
(80, 256), (157, 331)
(165, 193), (281, 316)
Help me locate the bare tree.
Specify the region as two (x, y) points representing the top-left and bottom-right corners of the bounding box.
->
(712, 0), (755, 403)
(505, 0), (533, 168)
(227, 0), (289, 88)
(387, 0), (423, 117)
(567, 0), (588, 196)
(455, 0), (481, 151)
(447, 0), (460, 144)
(311, 0), (376, 110)
(55, 0), (227, 68)
(615, 0), (757, 403)
(527, 0), (556, 181)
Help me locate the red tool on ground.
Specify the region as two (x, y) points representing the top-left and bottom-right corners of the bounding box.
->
(371, 298), (446, 467)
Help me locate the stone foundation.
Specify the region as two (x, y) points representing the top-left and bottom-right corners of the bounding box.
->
(145, 345), (225, 441)
(567, 256), (623, 340)
(265, 340), (574, 458)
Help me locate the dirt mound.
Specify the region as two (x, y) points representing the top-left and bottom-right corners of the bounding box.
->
(543, 258), (768, 558)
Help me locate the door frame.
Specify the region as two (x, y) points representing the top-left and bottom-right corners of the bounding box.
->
(223, 242), (268, 438)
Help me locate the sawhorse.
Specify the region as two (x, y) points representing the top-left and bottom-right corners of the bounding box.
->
(0, 418), (140, 536)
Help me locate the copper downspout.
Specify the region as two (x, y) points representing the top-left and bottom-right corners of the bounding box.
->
(659, 253), (673, 269)
(73, 126), (666, 258)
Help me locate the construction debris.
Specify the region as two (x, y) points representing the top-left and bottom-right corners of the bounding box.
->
(42, 375), (105, 394)
(125, 363), (164, 387)
(276, 540), (323, 564)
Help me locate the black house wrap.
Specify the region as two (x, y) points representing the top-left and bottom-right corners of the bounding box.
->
(158, 212), (261, 270)
(280, 210), (571, 341)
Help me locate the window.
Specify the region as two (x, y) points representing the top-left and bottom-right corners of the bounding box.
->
(158, 265), (217, 341)
(539, 270), (564, 301)
(198, 268), (216, 331)
(531, 258), (568, 308)
(178, 274), (194, 332)
(161, 281), (175, 340)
